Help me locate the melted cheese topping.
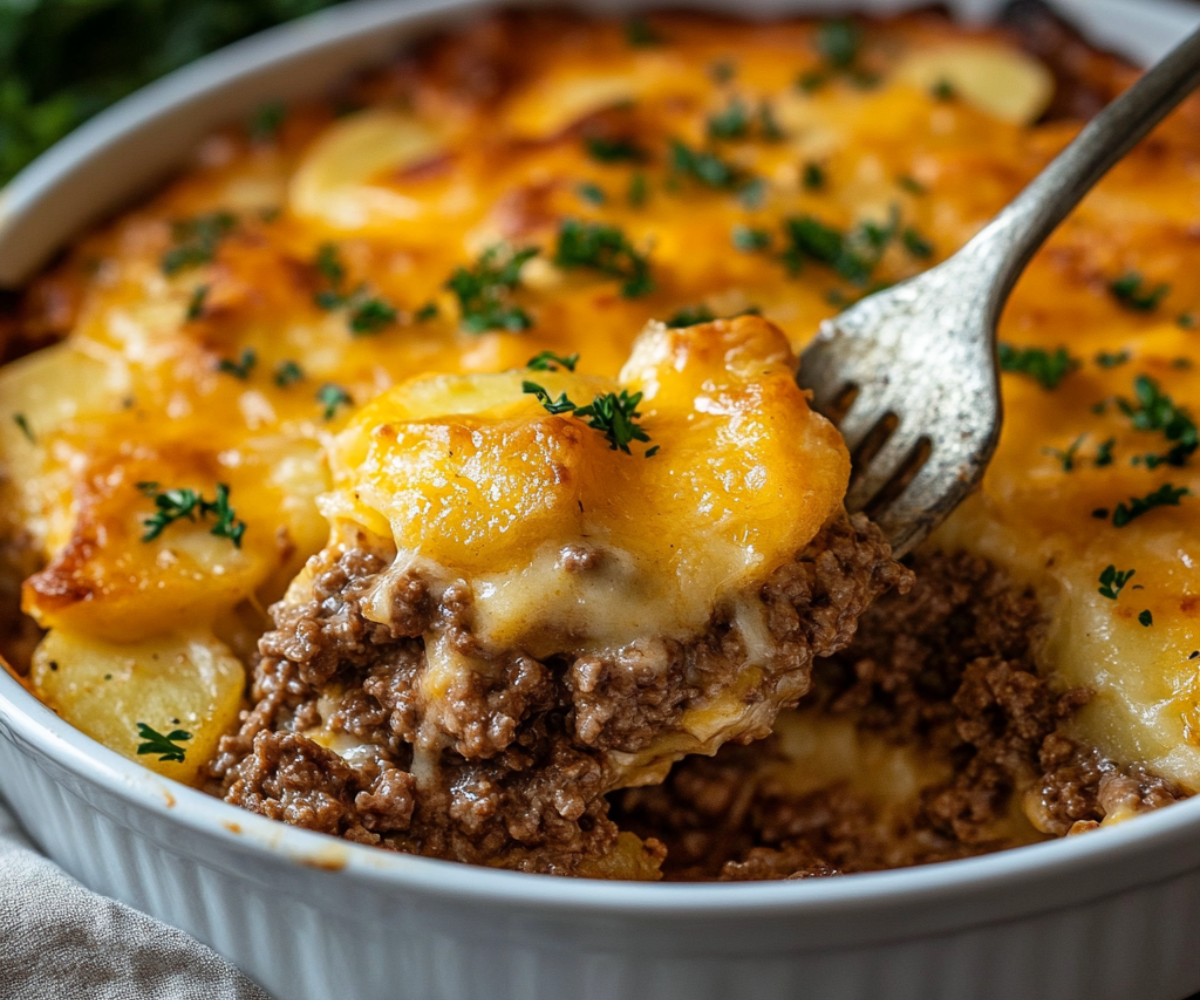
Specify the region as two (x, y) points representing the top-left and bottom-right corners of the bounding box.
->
(1, 11), (1198, 794)
(323, 316), (846, 655)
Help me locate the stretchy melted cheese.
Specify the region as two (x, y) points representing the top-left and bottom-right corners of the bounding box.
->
(0, 10), (1197, 840)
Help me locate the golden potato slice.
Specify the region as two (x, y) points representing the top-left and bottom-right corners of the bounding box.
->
(894, 43), (1054, 124)
(289, 108), (447, 232)
(32, 628), (245, 786)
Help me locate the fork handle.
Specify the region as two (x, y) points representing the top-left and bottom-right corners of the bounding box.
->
(965, 21), (1200, 304)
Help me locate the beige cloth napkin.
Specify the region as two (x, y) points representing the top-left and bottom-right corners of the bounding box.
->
(0, 796), (271, 1000)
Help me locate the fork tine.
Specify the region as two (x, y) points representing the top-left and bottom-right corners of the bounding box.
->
(844, 428), (931, 514)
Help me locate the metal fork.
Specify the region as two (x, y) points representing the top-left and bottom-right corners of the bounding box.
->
(799, 23), (1200, 558)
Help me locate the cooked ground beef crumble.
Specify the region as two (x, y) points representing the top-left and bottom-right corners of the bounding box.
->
(612, 551), (1188, 881)
(210, 510), (908, 874)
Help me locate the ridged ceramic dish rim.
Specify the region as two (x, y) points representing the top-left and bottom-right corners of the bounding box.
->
(3, 1), (1200, 997)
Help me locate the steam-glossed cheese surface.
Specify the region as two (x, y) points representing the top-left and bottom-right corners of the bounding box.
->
(322, 316), (848, 656)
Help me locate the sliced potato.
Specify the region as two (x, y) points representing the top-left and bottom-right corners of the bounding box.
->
(289, 108), (446, 231)
(32, 628), (245, 786)
(895, 43), (1054, 125)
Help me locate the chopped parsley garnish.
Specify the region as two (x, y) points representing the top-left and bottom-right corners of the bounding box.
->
(1111, 482), (1190, 527)
(137, 481), (246, 548)
(1115, 375), (1197, 467)
(666, 305), (716, 328)
(446, 244), (538, 333)
(707, 97), (750, 141)
(781, 209), (898, 285)
(317, 383), (352, 421)
(522, 382), (652, 454)
(1173, 357), (1193, 370)
(527, 350), (579, 372)
(737, 176), (767, 209)
(135, 723), (192, 764)
(216, 347), (257, 380)
(758, 102), (785, 142)
(1109, 272), (1170, 312)
(1098, 565), (1135, 600)
(186, 284), (209, 322)
(1179, 313), (1197, 330)
(584, 136), (647, 163)
(1043, 434), (1085, 472)
(1095, 437), (1116, 467)
(997, 344), (1079, 391)
(897, 175), (926, 195)
(576, 182), (607, 206)
(931, 78), (957, 101)
(313, 243), (398, 335)
(733, 226), (772, 252)
(12, 413), (34, 443)
(554, 220), (654, 298)
(669, 139), (748, 192)
(1096, 350), (1130, 369)
(273, 360), (304, 387)
(161, 212), (236, 275)
(901, 227), (933, 259)
(816, 19), (861, 70)
(414, 301), (439, 322)
(710, 60), (736, 84)
(1139, 610), (1153, 627)
(625, 17), (662, 47)
(248, 101), (286, 143)
(802, 162), (826, 191)
(628, 172), (648, 208)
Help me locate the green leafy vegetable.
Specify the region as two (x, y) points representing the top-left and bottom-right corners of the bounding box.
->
(816, 19), (861, 69)
(997, 344), (1079, 391)
(1043, 434), (1085, 472)
(312, 243), (398, 334)
(666, 305), (716, 328)
(554, 220), (654, 298)
(273, 360), (304, 387)
(625, 17), (663, 47)
(162, 212), (236, 275)
(897, 175), (926, 195)
(216, 347), (257, 380)
(627, 172), (648, 208)
(1094, 437), (1116, 467)
(584, 136), (647, 163)
(526, 351), (579, 372)
(248, 100), (286, 142)
(186, 284), (209, 322)
(1109, 272), (1170, 312)
(707, 97), (750, 141)
(446, 244), (538, 333)
(1139, 609), (1153, 627)
(1098, 565), (1135, 600)
(1115, 375), (1197, 467)
(1111, 482), (1190, 527)
(521, 381), (578, 415)
(137, 481), (246, 548)
(135, 723), (192, 764)
(732, 226), (772, 252)
(802, 162), (826, 191)
(576, 182), (607, 206)
(348, 297), (398, 334)
(414, 301), (439, 322)
(522, 382), (652, 454)
(12, 413), (35, 444)
(931, 78), (957, 101)
(780, 208), (898, 285)
(1096, 350), (1130, 369)
(669, 139), (749, 192)
(317, 383), (352, 420)
(901, 227), (933, 259)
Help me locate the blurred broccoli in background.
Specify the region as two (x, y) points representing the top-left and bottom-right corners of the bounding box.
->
(0, 0), (349, 184)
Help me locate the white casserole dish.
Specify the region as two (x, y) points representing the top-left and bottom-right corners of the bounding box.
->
(2, 1), (1200, 998)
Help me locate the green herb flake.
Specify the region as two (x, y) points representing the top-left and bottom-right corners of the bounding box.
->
(710, 60), (736, 84)
(527, 350), (579, 372)
(1098, 565), (1135, 600)
(135, 722), (192, 764)
(1178, 313), (1197, 330)
(186, 284), (209, 322)
(137, 481), (246, 548)
(523, 382), (652, 454)
(315, 242), (346, 289)
(554, 220), (654, 299)
(522, 381), (578, 415)
(666, 305), (717, 328)
(1094, 437), (1116, 467)
(1096, 350), (1130, 369)
(628, 172), (649, 208)
(1115, 375), (1198, 467)
(12, 413), (34, 444)
(414, 301), (440, 322)
(248, 101), (287, 143)
(758, 102), (785, 142)
(901, 227), (933, 259)
(1043, 433), (1085, 472)
(802, 162), (826, 191)
(707, 97), (750, 141)
(349, 297), (398, 335)
(161, 212), (236, 275)
(997, 344), (1080, 391)
(1109, 272), (1170, 313)
(737, 176), (767, 210)
(931, 78), (957, 101)
(897, 175), (926, 195)
(446, 244), (539, 333)
(816, 19), (861, 70)
(796, 70), (827, 93)
(732, 226), (772, 252)
(645, 445), (660, 458)
(576, 182), (607, 206)
(216, 347), (257, 380)
(273, 360), (304, 387)
(317, 383), (352, 421)
(669, 139), (745, 191)
(625, 17), (663, 48)
(1139, 609), (1153, 627)
(781, 208), (898, 285)
(584, 136), (647, 163)
(1111, 482), (1190, 527)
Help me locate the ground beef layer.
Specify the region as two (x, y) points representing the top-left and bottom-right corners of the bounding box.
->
(209, 510), (906, 874)
(612, 550), (1188, 881)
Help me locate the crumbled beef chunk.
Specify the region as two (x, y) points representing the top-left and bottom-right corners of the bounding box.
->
(615, 550), (1188, 880)
(213, 511), (905, 874)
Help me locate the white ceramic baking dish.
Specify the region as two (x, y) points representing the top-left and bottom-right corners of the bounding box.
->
(3, 2), (1200, 998)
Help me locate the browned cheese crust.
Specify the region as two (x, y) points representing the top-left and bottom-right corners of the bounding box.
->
(210, 511), (907, 873)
